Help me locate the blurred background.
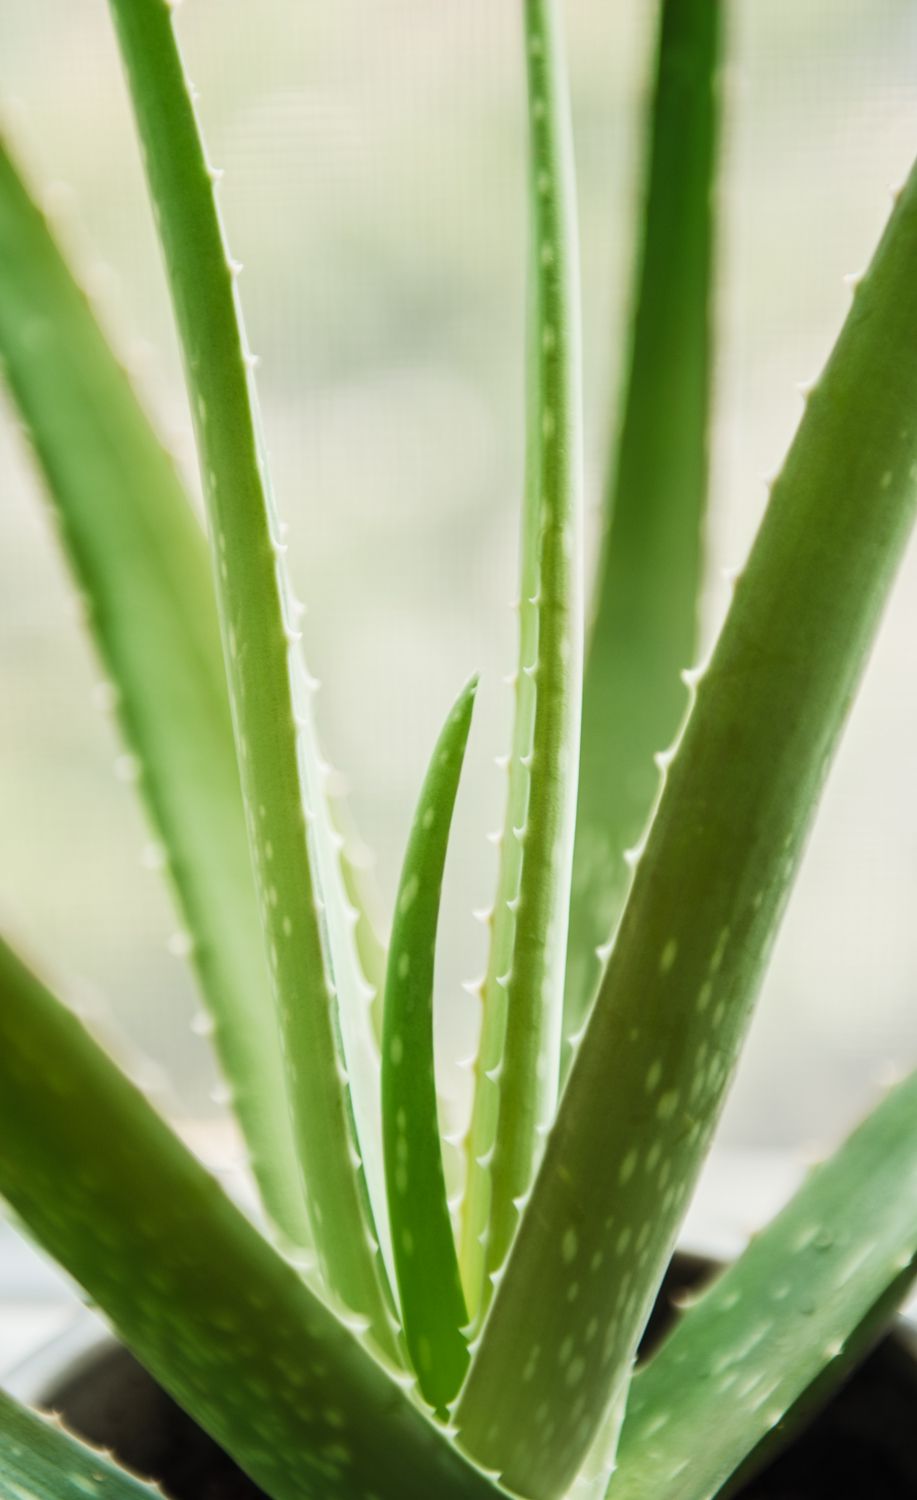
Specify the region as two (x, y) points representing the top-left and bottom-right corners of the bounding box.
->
(2, 0), (917, 1162)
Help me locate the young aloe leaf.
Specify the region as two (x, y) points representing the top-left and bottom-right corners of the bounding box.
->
(0, 1388), (162, 1500)
(0, 135), (309, 1251)
(333, 793), (389, 1046)
(104, 0), (397, 1351)
(0, 938), (504, 1500)
(610, 1073), (917, 1500)
(455, 154), (917, 1498)
(564, 0), (722, 1053)
(382, 677), (478, 1414)
(461, 0), (584, 1326)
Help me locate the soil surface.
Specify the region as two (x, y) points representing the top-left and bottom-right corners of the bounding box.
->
(46, 1257), (917, 1499)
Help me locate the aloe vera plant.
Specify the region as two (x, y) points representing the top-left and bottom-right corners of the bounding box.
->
(2, 3), (917, 1499)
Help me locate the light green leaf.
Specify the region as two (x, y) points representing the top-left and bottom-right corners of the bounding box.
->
(461, 0), (584, 1327)
(0, 134), (308, 1251)
(455, 150), (917, 1498)
(564, 0), (722, 1052)
(0, 938), (503, 1500)
(333, 794), (389, 1046)
(610, 1073), (917, 1500)
(0, 1388), (161, 1500)
(382, 677), (477, 1414)
(105, 0), (397, 1353)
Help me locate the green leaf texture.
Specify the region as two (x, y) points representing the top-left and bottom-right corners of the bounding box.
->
(609, 1073), (917, 1500)
(0, 134), (308, 1251)
(455, 153), (917, 1497)
(0, 1388), (161, 1500)
(382, 678), (477, 1413)
(461, 0), (585, 1327)
(564, 0), (722, 1052)
(0, 938), (503, 1500)
(105, 0), (397, 1353)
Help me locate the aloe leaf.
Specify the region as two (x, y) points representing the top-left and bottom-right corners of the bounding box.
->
(0, 938), (504, 1500)
(0, 1387), (162, 1500)
(564, 0), (722, 1052)
(333, 793), (389, 1046)
(455, 154), (917, 1498)
(104, 0), (397, 1353)
(461, 0), (584, 1326)
(609, 1073), (917, 1500)
(0, 135), (310, 1251)
(382, 677), (478, 1414)
(294, 668), (396, 1287)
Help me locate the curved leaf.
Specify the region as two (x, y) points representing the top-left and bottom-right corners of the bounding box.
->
(382, 677), (477, 1413)
(610, 1074), (917, 1500)
(0, 133), (308, 1250)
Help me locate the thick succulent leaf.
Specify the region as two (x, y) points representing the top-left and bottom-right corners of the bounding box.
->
(717, 1279), (917, 1500)
(455, 154), (917, 1497)
(0, 134), (309, 1251)
(0, 938), (504, 1500)
(382, 678), (477, 1413)
(609, 1073), (917, 1500)
(461, 0), (584, 1325)
(105, 0), (397, 1352)
(564, 0), (722, 1052)
(0, 1389), (162, 1500)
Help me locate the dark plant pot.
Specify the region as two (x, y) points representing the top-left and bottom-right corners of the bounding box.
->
(11, 1252), (917, 1500)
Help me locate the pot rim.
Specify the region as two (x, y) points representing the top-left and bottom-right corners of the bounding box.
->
(5, 1310), (109, 1407)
